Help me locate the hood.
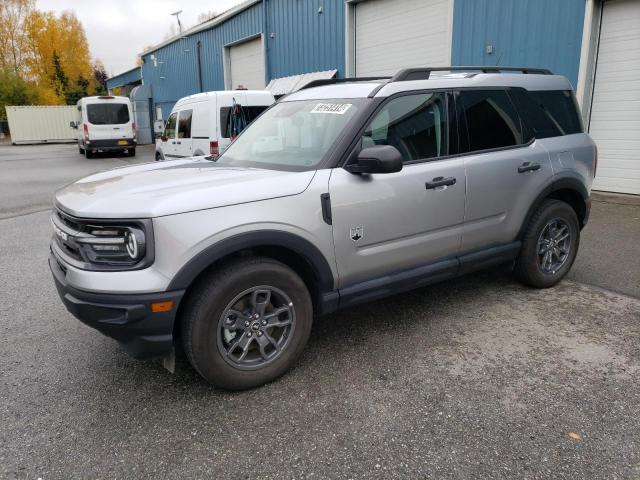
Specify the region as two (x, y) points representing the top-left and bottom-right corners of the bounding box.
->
(55, 159), (316, 218)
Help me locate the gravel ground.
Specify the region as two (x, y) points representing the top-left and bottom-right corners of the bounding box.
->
(0, 144), (639, 479)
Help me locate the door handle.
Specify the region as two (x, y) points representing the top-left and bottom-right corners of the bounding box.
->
(518, 162), (541, 173)
(176, 141), (181, 145)
(171, 141), (176, 144)
(425, 176), (456, 189)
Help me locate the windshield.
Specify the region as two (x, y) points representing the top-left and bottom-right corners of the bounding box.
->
(87, 103), (130, 125)
(217, 99), (364, 170)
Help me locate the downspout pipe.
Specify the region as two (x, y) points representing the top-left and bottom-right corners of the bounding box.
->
(262, 0), (270, 85)
(196, 40), (204, 93)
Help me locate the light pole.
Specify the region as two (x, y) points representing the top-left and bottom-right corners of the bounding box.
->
(170, 10), (183, 35)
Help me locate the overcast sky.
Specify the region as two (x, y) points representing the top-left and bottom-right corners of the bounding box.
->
(36, 0), (246, 76)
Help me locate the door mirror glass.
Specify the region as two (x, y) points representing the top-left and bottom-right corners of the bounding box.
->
(345, 145), (403, 174)
(69, 121), (77, 129)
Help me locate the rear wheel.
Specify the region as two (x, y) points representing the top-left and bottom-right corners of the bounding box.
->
(78, 144), (84, 154)
(180, 257), (313, 390)
(515, 199), (580, 288)
(84, 148), (93, 159)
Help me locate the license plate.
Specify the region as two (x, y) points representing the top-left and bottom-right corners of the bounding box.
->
(118, 140), (128, 145)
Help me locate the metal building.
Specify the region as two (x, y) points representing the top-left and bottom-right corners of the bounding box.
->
(108, 0), (639, 195)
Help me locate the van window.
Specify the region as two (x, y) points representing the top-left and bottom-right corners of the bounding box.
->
(178, 110), (192, 138)
(459, 90), (523, 152)
(362, 92), (448, 162)
(86, 103), (130, 125)
(163, 112), (177, 139)
(220, 105), (269, 138)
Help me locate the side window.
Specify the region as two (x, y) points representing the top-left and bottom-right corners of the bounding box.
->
(528, 90), (583, 137)
(178, 109), (192, 139)
(459, 90), (523, 152)
(163, 112), (177, 139)
(362, 92), (448, 162)
(220, 105), (269, 139)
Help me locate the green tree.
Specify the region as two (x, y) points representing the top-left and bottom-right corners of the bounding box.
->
(0, 69), (38, 120)
(92, 61), (108, 95)
(50, 51), (68, 100)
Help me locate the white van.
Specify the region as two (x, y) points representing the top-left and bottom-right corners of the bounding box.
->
(72, 96), (136, 158)
(155, 90), (275, 160)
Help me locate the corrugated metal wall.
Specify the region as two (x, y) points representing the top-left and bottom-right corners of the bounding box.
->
(106, 67), (142, 89)
(451, 0), (585, 88)
(141, 0), (345, 119)
(267, 0), (345, 79)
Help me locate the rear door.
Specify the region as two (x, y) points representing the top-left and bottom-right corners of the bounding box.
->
(330, 91), (466, 287)
(458, 89), (553, 253)
(174, 109), (193, 157)
(86, 101), (131, 141)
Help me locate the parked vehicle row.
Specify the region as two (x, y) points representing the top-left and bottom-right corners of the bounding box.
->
(50, 67), (596, 390)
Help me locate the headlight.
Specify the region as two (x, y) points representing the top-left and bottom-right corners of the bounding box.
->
(51, 208), (154, 271)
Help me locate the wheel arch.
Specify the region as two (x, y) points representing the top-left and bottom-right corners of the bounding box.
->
(168, 231), (336, 318)
(518, 177), (589, 239)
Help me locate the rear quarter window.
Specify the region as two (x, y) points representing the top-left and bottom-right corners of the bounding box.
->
(509, 89), (583, 140)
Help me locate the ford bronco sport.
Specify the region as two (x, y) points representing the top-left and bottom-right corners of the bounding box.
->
(50, 66), (596, 390)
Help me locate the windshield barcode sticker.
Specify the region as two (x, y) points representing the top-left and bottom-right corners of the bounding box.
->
(310, 103), (352, 114)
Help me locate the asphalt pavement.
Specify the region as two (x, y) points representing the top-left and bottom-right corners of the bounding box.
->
(1, 144), (639, 479)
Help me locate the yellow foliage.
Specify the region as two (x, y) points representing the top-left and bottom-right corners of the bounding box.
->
(1, 0), (99, 105)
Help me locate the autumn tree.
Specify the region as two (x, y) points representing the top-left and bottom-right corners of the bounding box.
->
(0, 0), (34, 75)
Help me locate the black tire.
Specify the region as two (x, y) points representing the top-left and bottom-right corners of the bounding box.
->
(155, 152), (162, 161)
(515, 199), (580, 288)
(78, 144), (84, 154)
(128, 147), (136, 156)
(85, 148), (93, 159)
(180, 257), (313, 390)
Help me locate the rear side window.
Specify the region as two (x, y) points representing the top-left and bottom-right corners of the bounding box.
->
(362, 92), (448, 162)
(220, 105), (269, 138)
(86, 103), (129, 125)
(178, 109), (192, 138)
(515, 90), (583, 139)
(458, 90), (523, 152)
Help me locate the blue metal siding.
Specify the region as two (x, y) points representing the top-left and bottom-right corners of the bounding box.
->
(141, 3), (264, 119)
(140, 0), (346, 119)
(451, 0), (585, 89)
(106, 67), (142, 89)
(267, 0), (345, 79)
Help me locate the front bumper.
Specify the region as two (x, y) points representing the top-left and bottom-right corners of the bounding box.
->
(49, 253), (184, 359)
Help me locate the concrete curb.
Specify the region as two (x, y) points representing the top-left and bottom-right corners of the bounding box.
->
(592, 191), (640, 206)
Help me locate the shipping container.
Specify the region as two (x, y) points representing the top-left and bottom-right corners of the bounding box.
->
(5, 105), (78, 145)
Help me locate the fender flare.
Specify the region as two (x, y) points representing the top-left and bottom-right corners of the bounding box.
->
(166, 230), (336, 292)
(517, 176), (589, 239)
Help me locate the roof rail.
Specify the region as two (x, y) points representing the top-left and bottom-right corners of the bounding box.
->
(390, 66), (553, 82)
(298, 76), (391, 91)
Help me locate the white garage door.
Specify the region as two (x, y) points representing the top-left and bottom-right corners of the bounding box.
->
(589, 0), (640, 195)
(228, 37), (265, 90)
(354, 0), (451, 77)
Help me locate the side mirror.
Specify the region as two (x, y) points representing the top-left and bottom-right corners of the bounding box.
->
(345, 145), (403, 174)
(69, 121), (77, 129)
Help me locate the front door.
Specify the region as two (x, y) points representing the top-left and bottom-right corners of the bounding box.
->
(160, 112), (178, 158)
(175, 109), (193, 157)
(329, 91), (466, 288)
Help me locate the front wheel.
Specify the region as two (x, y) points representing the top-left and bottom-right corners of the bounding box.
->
(180, 257), (313, 390)
(515, 199), (580, 288)
(127, 147), (136, 156)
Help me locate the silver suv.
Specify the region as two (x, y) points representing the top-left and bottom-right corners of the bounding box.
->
(50, 67), (596, 389)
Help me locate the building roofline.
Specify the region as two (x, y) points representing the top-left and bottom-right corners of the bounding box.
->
(140, 0), (261, 57)
(106, 66), (142, 82)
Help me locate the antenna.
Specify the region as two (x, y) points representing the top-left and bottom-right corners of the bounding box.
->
(170, 10), (183, 34)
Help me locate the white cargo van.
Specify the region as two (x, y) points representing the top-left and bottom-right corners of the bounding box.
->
(155, 90), (275, 160)
(71, 96), (136, 158)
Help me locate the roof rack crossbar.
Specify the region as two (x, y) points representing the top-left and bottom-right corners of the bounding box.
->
(390, 66), (553, 82)
(298, 76), (391, 91)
